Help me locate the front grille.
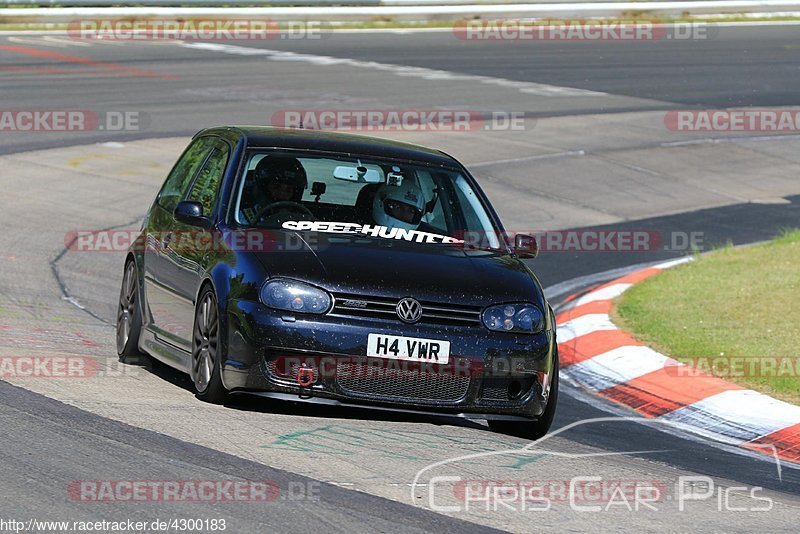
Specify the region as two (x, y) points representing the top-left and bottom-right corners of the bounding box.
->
(265, 359), (304, 385)
(482, 383), (511, 401)
(331, 293), (482, 326)
(335, 360), (471, 402)
(264, 355), (325, 387)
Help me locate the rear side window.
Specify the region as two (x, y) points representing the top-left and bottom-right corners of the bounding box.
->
(187, 141), (230, 217)
(415, 169), (446, 233)
(157, 137), (215, 212)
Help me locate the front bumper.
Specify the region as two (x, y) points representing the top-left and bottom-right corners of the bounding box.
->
(223, 299), (556, 419)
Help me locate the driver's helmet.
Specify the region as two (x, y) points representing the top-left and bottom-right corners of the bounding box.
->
(253, 156), (307, 203)
(372, 180), (425, 231)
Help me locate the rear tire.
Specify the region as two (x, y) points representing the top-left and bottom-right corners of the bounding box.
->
(488, 347), (559, 440)
(116, 260), (146, 364)
(191, 287), (228, 404)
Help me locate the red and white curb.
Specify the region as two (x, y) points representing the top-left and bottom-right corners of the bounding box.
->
(556, 257), (800, 463)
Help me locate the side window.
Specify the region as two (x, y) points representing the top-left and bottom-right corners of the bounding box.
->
(156, 137), (215, 212)
(415, 170), (446, 232)
(452, 175), (500, 248)
(453, 184), (480, 230)
(187, 141), (230, 217)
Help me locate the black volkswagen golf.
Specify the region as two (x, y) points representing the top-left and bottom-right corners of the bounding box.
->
(117, 126), (558, 438)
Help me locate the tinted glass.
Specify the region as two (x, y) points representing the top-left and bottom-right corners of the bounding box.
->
(157, 137), (215, 212)
(186, 141), (230, 216)
(232, 152), (501, 248)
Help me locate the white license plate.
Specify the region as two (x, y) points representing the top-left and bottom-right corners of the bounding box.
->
(366, 334), (450, 364)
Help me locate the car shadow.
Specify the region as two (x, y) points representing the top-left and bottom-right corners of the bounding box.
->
(225, 391), (488, 431)
(125, 354), (487, 432)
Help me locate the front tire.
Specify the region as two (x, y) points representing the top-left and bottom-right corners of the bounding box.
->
(116, 260), (146, 364)
(191, 287), (227, 404)
(488, 347), (559, 440)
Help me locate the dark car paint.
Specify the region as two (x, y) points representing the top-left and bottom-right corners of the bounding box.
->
(250, 233), (547, 307)
(129, 127), (556, 420)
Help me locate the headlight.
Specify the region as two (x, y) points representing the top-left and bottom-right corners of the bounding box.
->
(482, 303), (544, 334)
(261, 279), (331, 314)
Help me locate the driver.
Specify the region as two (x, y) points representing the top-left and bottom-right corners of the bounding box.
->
(241, 156), (307, 224)
(372, 180), (426, 231)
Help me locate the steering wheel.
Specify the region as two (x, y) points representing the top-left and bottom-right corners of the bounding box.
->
(252, 201), (315, 223)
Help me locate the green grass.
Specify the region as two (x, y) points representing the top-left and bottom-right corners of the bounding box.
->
(613, 229), (800, 404)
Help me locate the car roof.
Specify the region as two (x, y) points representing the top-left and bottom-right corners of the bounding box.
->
(198, 126), (460, 168)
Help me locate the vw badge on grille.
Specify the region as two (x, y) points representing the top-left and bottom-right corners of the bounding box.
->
(396, 297), (423, 324)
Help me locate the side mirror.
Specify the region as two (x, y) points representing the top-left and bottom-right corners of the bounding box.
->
(514, 233), (539, 259)
(174, 200), (211, 229)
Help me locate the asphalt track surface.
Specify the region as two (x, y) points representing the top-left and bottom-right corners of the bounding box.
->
(225, 25), (800, 108)
(1, 25), (800, 532)
(3, 24), (800, 155)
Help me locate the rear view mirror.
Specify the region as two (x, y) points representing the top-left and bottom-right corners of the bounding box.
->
(514, 233), (539, 259)
(333, 165), (382, 183)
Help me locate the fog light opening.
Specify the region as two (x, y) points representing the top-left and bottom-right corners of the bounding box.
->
(508, 380), (523, 399)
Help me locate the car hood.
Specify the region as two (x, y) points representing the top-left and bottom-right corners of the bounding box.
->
(251, 231), (543, 307)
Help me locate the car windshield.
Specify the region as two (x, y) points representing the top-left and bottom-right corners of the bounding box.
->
(232, 151), (502, 249)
